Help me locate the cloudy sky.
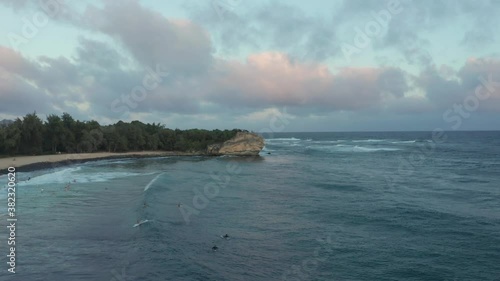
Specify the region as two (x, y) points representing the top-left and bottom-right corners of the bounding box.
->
(0, 0), (499, 131)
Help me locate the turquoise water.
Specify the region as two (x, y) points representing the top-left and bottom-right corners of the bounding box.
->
(1, 131), (499, 280)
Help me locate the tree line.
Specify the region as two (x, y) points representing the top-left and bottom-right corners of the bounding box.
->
(0, 112), (243, 156)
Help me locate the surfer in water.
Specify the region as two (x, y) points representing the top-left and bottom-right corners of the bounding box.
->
(212, 245), (218, 251)
(222, 234), (229, 239)
(177, 203), (182, 208)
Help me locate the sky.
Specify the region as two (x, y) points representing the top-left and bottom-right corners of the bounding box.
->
(0, 0), (499, 132)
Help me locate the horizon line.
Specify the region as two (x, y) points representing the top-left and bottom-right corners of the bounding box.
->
(260, 130), (500, 133)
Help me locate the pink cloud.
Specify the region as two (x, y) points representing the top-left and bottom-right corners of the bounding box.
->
(0, 46), (36, 76)
(206, 52), (401, 110)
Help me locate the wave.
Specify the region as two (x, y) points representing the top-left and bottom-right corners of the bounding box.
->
(265, 137), (301, 141)
(351, 139), (386, 143)
(266, 139), (431, 146)
(90, 158), (138, 166)
(18, 167), (156, 186)
(261, 146), (275, 152)
(351, 139), (432, 145)
(390, 140), (416, 144)
(352, 146), (400, 152)
(307, 144), (400, 153)
(144, 173), (165, 191)
(264, 137), (405, 153)
(20, 167), (82, 186)
(310, 140), (343, 144)
(390, 140), (432, 144)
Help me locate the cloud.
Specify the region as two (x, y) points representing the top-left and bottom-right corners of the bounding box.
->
(204, 52), (410, 111)
(459, 0), (499, 48)
(0, 38), (204, 120)
(0, 46), (51, 114)
(0, 0), (33, 10)
(81, 0), (213, 76)
(1, 41), (416, 122)
(188, 1), (339, 61)
(0, 45), (39, 76)
(76, 37), (128, 69)
(335, 0), (500, 65)
(418, 57), (500, 112)
(377, 67), (409, 97)
(1, 0), (499, 130)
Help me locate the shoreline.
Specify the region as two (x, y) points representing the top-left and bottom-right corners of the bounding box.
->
(0, 151), (205, 174)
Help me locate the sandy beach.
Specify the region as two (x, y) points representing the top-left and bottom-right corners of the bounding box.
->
(0, 151), (202, 172)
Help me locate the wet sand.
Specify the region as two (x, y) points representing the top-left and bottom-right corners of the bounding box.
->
(0, 151), (203, 173)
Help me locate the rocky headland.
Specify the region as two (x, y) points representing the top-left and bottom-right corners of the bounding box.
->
(207, 132), (265, 156)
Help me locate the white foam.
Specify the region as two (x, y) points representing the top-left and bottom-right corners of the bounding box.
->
(351, 139), (386, 143)
(19, 167), (156, 186)
(20, 167), (82, 186)
(390, 140), (417, 144)
(133, 219), (152, 227)
(261, 146), (275, 152)
(266, 137), (301, 141)
(144, 173), (165, 191)
(308, 144), (400, 153)
(351, 146), (400, 152)
(310, 140), (343, 144)
(90, 158), (137, 166)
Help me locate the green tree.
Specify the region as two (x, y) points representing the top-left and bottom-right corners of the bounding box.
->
(102, 126), (120, 152)
(0, 112), (244, 156)
(121, 121), (146, 151)
(89, 129), (104, 152)
(44, 114), (64, 153)
(20, 112), (44, 155)
(61, 112), (76, 152)
(0, 126), (5, 155)
(145, 133), (160, 150)
(158, 129), (176, 150)
(4, 119), (22, 155)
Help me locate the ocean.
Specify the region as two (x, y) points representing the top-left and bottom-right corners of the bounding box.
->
(1, 131), (499, 281)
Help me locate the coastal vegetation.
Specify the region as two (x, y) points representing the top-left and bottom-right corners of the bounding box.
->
(0, 112), (242, 156)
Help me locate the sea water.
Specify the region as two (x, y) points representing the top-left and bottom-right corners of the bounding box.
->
(0, 131), (499, 280)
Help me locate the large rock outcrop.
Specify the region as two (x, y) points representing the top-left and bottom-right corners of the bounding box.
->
(207, 132), (264, 156)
